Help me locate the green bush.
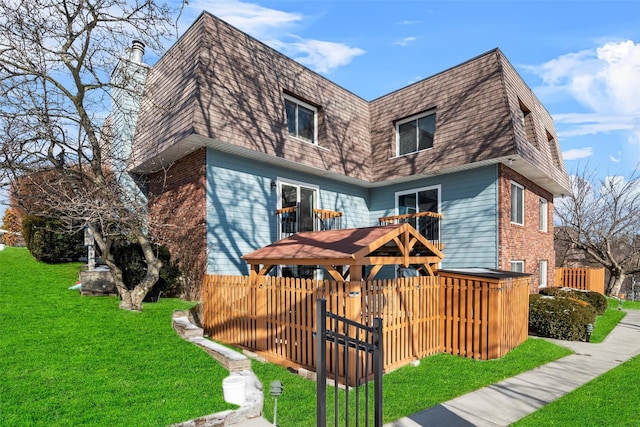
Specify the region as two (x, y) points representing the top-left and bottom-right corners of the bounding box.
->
(529, 294), (597, 341)
(21, 215), (84, 263)
(539, 287), (608, 315)
(111, 241), (182, 302)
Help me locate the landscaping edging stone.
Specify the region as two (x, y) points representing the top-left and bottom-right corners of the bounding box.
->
(170, 309), (264, 427)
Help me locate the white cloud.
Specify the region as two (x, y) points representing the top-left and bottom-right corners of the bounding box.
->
(531, 41), (640, 114)
(185, 0), (302, 39)
(271, 37), (365, 74)
(397, 20), (421, 25)
(394, 36), (417, 47)
(610, 151), (622, 163)
(528, 40), (640, 144)
(182, 0), (365, 74)
(553, 112), (635, 138)
(562, 147), (593, 160)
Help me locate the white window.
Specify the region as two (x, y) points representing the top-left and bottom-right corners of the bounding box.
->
(539, 197), (548, 232)
(539, 260), (548, 287)
(396, 110), (436, 156)
(284, 94), (317, 143)
(511, 182), (524, 225)
(511, 260), (524, 273)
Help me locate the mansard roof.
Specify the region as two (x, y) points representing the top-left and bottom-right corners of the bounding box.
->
(130, 11), (570, 196)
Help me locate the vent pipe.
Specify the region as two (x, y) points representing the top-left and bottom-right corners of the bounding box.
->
(130, 40), (145, 64)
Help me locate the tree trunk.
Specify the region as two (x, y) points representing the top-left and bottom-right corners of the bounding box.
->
(91, 226), (163, 311)
(606, 272), (626, 298)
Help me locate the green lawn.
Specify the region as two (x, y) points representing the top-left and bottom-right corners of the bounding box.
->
(514, 354), (640, 426)
(3, 247), (624, 426)
(0, 247), (234, 426)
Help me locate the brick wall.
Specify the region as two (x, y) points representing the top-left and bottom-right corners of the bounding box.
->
(148, 148), (207, 299)
(498, 164), (555, 293)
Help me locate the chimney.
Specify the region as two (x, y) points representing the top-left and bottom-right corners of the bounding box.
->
(129, 40), (145, 64)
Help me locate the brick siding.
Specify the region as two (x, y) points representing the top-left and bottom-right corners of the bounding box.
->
(498, 164), (555, 292)
(147, 148), (207, 299)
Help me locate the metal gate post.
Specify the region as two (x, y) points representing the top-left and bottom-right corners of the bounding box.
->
(373, 317), (383, 427)
(316, 298), (327, 427)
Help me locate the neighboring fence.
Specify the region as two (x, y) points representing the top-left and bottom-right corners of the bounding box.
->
(201, 272), (530, 377)
(555, 267), (605, 294)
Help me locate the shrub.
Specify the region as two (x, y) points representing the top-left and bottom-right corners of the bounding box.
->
(21, 215), (84, 263)
(529, 294), (597, 341)
(539, 287), (608, 315)
(111, 241), (182, 302)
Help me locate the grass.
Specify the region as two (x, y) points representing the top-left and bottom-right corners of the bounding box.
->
(252, 337), (572, 425)
(589, 299), (627, 343)
(3, 247), (626, 426)
(0, 247), (234, 426)
(513, 299), (640, 426)
(514, 353), (640, 426)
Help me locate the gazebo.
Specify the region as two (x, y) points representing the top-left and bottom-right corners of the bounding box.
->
(242, 223), (444, 281)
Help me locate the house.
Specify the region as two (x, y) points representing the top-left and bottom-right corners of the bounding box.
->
(112, 11), (570, 294)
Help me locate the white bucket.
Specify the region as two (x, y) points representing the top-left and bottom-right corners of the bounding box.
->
(222, 375), (246, 405)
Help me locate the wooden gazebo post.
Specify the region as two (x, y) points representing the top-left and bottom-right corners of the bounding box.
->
(345, 264), (363, 385)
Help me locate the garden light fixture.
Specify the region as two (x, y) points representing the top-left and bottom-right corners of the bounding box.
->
(585, 323), (594, 342)
(270, 379), (283, 426)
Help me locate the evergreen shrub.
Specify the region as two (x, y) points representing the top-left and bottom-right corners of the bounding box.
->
(529, 294), (596, 341)
(539, 286), (608, 315)
(21, 215), (84, 263)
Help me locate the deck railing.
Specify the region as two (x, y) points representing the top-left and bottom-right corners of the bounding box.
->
(379, 211), (443, 249)
(201, 272), (529, 377)
(275, 206), (343, 240)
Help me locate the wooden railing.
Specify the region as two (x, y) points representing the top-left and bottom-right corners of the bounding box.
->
(379, 211), (443, 249)
(275, 206), (343, 240)
(554, 267), (605, 294)
(201, 272), (529, 375)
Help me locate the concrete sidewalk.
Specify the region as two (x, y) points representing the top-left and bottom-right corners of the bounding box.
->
(385, 309), (640, 427)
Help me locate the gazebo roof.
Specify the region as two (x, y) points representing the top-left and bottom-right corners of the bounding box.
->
(242, 223), (444, 280)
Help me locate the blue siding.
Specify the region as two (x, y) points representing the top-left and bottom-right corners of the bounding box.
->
(206, 149), (370, 275)
(369, 165), (499, 269)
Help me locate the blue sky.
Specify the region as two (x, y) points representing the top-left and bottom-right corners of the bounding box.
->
(2, 0), (639, 222)
(175, 0), (640, 178)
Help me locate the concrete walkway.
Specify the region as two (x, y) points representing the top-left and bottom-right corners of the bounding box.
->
(385, 309), (640, 427)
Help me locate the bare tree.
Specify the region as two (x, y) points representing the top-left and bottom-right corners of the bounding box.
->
(0, 0), (181, 310)
(555, 164), (640, 296)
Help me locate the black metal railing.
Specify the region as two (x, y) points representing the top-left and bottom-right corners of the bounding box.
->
(276, 206), (343, 240)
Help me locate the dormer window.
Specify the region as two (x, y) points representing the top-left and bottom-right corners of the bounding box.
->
(396, 110), (436, 156)
(546, 130), (562, 169)
(285, 94), (317, 144)
(518, 99), (538, 148)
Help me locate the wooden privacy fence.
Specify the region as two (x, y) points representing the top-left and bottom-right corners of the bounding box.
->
(438, 271), (530, 360)
(201, 273), (529, 375)
(555, 267), (605, 294)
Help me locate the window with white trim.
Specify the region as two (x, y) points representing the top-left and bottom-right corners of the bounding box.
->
(511, 182), (524, 225)
(539, 260), (548, 287)
(539, 197), (548, 232)
(511, 260), (524, 273)
(396, 110), (436, 156)
(284, 94), (317, 143)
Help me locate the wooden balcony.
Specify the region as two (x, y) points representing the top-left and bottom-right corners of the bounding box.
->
(275, 206), (343, 240)
(379, 211), (443, 250)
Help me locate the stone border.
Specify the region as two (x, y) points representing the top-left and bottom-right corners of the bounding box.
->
(170, 309), (264, 427)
